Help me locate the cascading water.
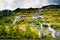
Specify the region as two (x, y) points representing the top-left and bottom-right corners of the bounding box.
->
(32, 9), (43, 19)
(32, 8), (46, 38)
(32, 12), (39, 19)
(12, 16), (19, 24)
(38, 23), (44, 38)
(47, 24), (60, 38)
(12, 15), (25, 24)
(32, 8), (45, 38)
(47, 24), (56, 38)
(33, 8), (60, 38)
(40, 23), (44, 29)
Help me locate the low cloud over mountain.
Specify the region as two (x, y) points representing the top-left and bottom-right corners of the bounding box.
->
(0, 0), (60, 10)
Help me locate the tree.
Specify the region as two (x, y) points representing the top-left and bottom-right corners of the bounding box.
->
(1, 10), (12, 16)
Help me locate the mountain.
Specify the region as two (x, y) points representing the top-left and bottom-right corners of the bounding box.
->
(41, 5), (60, 9)
(0, 5), (60, 38)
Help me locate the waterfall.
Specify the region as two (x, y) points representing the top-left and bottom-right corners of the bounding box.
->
(38, 31), (41, 38)
(48, 24), (56, 32)
(12, 15), (25, 24)
(32, 8), (60, 38)
(12, 16), (20, 24)
(32, 9), (45, 38)
(32, 12), (39, 19)
(32, 9), (43, 19)
(47, 24), (56, 38)
(38, 23), (44, 38)
(40, 23), (44, 29)
(39, 16), (45, 22)
(39, 16), (44, 19)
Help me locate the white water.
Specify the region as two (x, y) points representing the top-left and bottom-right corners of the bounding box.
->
(38, 23), (44, 38)
(12, 16), (20, 24)
(47, 24), (56, 38)
(32, 9), (45, 38)
(40, 23), (44, 29)
(12, 15), (25, 24)
(35, 9), (57, 38)
(32, 9), (44, 19)
(47, 24), (60, 38)
(35, 9), (60, 38)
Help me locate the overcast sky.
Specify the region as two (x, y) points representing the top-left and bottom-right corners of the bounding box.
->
(0, 0), (60, 10)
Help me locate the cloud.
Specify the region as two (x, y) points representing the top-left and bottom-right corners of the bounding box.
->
(12, 0), (48, 8)
(48, 0), (60, 5)
(0, 0), (60, 10)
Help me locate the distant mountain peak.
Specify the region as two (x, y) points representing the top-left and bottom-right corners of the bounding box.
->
(41, 5), (60, 9)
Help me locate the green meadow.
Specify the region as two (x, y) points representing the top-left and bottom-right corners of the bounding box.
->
(0, 5), (60, 40)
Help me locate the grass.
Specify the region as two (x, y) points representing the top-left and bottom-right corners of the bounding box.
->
(0, 6), (60, 39)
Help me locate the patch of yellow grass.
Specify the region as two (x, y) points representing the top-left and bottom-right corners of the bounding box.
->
(5, 26), (10, 33)
(18, 24), (27, 29)
(30, 27), (38, 35)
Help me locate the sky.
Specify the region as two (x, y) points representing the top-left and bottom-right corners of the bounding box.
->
(48, 0), (60, 5)
(0, 0), (60, 10)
